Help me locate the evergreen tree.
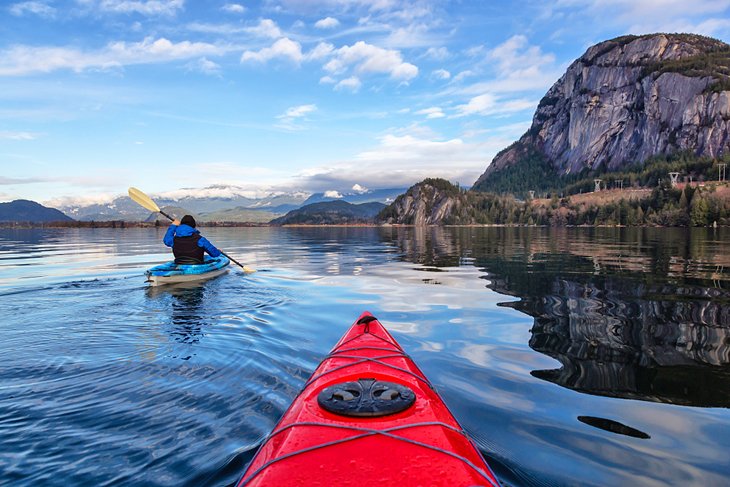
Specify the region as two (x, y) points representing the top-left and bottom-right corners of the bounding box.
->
(690, 193), (710, 226)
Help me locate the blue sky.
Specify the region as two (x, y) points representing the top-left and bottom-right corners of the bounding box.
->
(1, 0), (729, 206)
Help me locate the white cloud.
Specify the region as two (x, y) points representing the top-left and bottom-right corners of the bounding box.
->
(308, 42), (335, 61)
(315, 17), (340, 29)
(157, 184), (265, 200)
(690, 17), (730, 36)
(456, 93), (497, 116)
(557, 0), (730, 20)
(241, 37), (303, 64)
(185, 57), (222, 76)
(0, 175), (45, 184)
(325, 41), (418, 81)
(455, 93), (537, 117)
(445, 35), (560, 103)
(356, 134), (465, 162)
(171, 162), (290, 189)
(186, 22), (248, 35)
(97, 0), (184, 16)
(278, 104), (317, 119)
(465, 45), (486, 57)
(287, 130), (509, 191)
(626, 15), (730, 36)
(324, 190), (343, 198)
(352, 183), (368, 193)
(9, 1), (56, 17)
(489, 35), (556, 80)
(43, 192), (121, 208)
(552, 0), (730, 37)
(275, 104), (317, 130)
(335, 76), (362, 92)
(221, 3), (245, 14)
(461, 121), (533, 140)
(271, 0), (407, 15)
(424, 47), (450, 60)
(452, 70), (475, 83)
(0, 37), (228, 76)
(416, 107), (445, 119)
(107, 37), (224, 63)
(432, 68), (450, 80)
(238, 38), (417, 90)
(0, 131), (39, 140)
(246, 18), (283, 38)
(383, 23), (438, 48)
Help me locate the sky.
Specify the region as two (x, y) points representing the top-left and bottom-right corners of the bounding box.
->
(1, 0), (730, 207)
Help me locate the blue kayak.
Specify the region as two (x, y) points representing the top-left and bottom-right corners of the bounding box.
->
(145, 255), (230, 286)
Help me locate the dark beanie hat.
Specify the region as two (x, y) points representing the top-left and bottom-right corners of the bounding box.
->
(180, 215), (196, 227)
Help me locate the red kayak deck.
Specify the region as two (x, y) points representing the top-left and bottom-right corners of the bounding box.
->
(237, 312), (501, 487)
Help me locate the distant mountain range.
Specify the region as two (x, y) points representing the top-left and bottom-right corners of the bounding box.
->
(301, 187), (404, 206)
(57, 186), (303, 221)
(51, 184), (406, 223)
(0, 200), (75, 222)
(271, 200), (386, 225)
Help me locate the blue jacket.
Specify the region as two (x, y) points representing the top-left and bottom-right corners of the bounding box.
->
(163, 223), (221, 258)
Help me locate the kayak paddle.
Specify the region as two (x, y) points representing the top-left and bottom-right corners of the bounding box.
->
(128, 186), (256, 273)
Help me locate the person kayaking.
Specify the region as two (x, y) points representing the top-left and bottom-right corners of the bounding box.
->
(163, 215), (221, 264)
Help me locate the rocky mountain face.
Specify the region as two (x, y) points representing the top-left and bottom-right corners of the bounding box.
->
(379, 179), (464, 225)
(475, 33), (730, 190)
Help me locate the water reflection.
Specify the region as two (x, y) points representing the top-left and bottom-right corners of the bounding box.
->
(382, 226), (730, 407)
(577, 416), (650, 439)
(524, 283), (730, 407)
(147, 283), (211, 359)
(171, 285), (207, 345)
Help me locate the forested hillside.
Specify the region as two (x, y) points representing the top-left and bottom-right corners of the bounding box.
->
(379, 178), (730, 226)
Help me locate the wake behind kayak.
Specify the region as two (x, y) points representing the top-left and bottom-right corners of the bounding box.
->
(237, 312), (501, 486)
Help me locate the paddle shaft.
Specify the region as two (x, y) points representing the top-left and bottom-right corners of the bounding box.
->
(158, 210), (249, 271)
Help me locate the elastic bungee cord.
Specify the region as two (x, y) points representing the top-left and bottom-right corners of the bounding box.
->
(238, 421), (500, 487)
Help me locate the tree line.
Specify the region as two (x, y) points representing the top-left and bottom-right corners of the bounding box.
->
(382, 176), (730, 227)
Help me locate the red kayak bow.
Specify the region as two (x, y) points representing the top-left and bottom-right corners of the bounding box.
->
(237, 312), (501, 487)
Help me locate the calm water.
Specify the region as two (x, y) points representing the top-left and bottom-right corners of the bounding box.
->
(1, 226), (729, 486)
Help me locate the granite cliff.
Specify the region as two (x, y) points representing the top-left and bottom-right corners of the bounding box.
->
(474, 33), (730, 192)
(379, 179), (464, 225)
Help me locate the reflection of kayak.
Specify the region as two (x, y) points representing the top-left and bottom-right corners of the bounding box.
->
(145, 255), (230, 286)
(237, 312), (501, 487)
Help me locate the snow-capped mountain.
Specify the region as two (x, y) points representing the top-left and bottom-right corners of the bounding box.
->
(301, 187), (406, 207)
(52, 184), (404, 222)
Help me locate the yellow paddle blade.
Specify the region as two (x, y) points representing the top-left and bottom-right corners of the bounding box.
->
(128, 187), (160, 213)
(243, 266), (256, 273)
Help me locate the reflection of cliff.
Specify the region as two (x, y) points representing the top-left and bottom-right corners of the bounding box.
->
(381, 226), (730, 286)
(518, 279), (730, 407)
(381, 226), (730, 407)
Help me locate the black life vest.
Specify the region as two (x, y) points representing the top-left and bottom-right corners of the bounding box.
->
(173, 234), (204, 264)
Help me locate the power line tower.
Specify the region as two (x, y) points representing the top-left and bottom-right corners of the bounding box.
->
(669, 172), (680, 187)
(594, 179), (602, 192)
(719, 163), (727, 182)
